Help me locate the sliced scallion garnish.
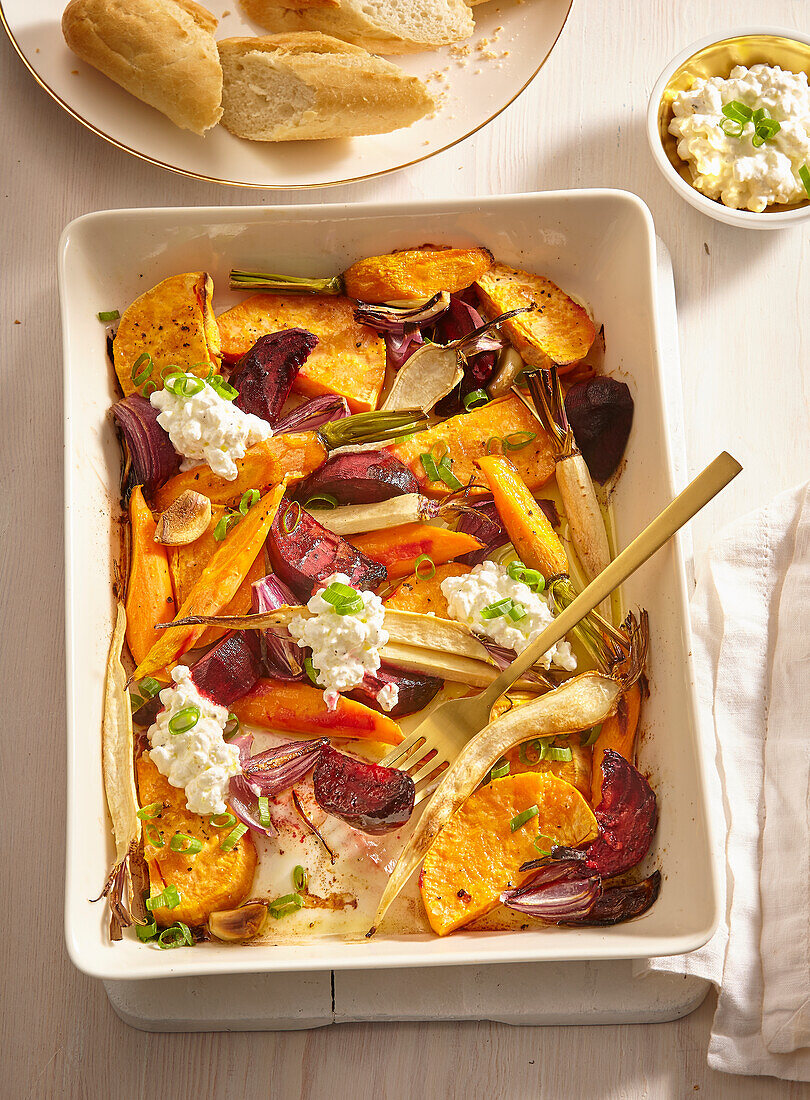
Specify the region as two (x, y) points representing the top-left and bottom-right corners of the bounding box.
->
(464, 388), (489, 411)
(258, 796), (272, 829)
(144, 823), (164, 848)
(510, 805), (539, 832)
(268, 892), (305, 919)
(507, 600), (527, 622)
(238, 488), (260, 515)
(224, 712), (240, 740)
(157, 922), (193, 949)
(414, 553), (436, 581)
(292, 865), (307, 892)
(800, 164), (810, 198)
(321, 581), (364, 615)
(420, 451), (440, 482)
(168, 704), (200, 734)
(484, 436), (501, 454)
(490, 760), (510, 780)
(581, 723), (603, 748)
(97, 309), (120, 322)
(170, 832), (203, 855)
(304, 492), (338, 510)
(220, 823), (248, 851)
(480, 597), (514, 620)
(146, 884), (180, 911)
(136, 801), (163, 821)
(533, 834), (554, 856)
(437, 454), (463, 490)
(209, 375), (239, 401)
(209, 812), (237, 829)
(131, 352), (153, 387)
(214, 512), (240, 542)
(518, 739), (543, 766)
(136, 917), (158, 942)
(165, 372), (205, 398)
(503, 431), (536, 451)
(303, 657), (320, 686)
(281, 501), (302, 535)
(544, 745), (573, 762)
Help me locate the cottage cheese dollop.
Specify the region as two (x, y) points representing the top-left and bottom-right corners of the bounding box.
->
(147, 665), (241, 815)
(669, 64), (810, 212)
(288, 573), (394, 711)
(441, 560), (577, 671)
(151, 375), (272, 480)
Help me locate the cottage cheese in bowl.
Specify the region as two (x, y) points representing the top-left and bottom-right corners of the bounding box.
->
(669, 64), (810, 212)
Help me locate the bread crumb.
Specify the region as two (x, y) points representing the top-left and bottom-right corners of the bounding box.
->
(449, 44), (470, 58)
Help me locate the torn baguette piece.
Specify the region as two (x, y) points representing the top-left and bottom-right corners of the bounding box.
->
(238, 0), (474, 55)
(218, 33), (434, 141)
(61, 0), (223, 134)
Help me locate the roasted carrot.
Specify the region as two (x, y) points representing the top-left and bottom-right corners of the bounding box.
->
(198, 554), (266, 649)
(591, 681), (643, 804)
(151, 433), (326, 511)
(384, 562), (471, 616)
(342, 247), (493, 303)
(476, 455), (568, 579)
(389, 395), (555, 499)
(125, 486), (176, 665)
(349, 524), (482, 581)
(134, 484), (285, 679)
(231, 679), (403, 746)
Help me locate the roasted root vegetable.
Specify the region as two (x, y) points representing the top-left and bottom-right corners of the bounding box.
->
(231, 329), (318, 425)
(476, 454), (568, 579)
(370, 670), (624, 933)
(313, 747), (415, 834)
(216, 294), (386, 412)
(419, 772), (598, 935)
(125, 486), (176, 666)
(475, 262), (595, 369)
(268, 498), (387, 600)
(348, 523), (483, 581)
(112, 395), (180, 501)
(134, 483), (285, 679)
(154, 490), (212, 546)
(349, 665), (442, 718)
(136, 754), (257, 928)
(304, 494), (441, 537)
(297, 449), (418, 505)
(524, 370), (611, 583)
(591, 681), (643, 804)
(189, 631), (264, 707)
(113, 272), (220, 397)
(585, 749), (656, 876)
(564, 376), (635, 484)
(342, 247), (494, 303)
(501, 736), (593, 801)
(563, 871), (661, 926)
(197, 554), (266, 649)
(384, 562), (471, 617)
(389, 394), (555, 498)
(231, 679), (404, 746)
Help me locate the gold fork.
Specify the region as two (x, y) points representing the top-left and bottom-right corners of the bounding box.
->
(380, 451), (742, 799)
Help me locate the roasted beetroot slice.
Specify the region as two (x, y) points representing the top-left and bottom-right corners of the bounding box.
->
(564, 376), (634, 484)
(348, 664), (442, 718)
(231, 329), (318, 426)
(267, 497), (387, 601)
(585, 749), (657, 877)
(297, 449), (418, 505)
(563, 871), (661, 926)
(189, 631), (263, 707)
(313, 746), (415, 834)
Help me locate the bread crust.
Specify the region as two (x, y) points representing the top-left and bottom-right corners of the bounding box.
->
(62, 0), (223, 134)
(238, 0), (474, 54)
(218, 32), (434, 140)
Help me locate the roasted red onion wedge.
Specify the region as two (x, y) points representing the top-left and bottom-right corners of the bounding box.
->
(456, 496), (559, 566)
(231, 329), (318, 426)
(564, 376), (634, 484)
(189, 632), (264, 707)
(348, 664), (442, 718)
(585, 749), (657, 877)
(562, 870), (661, 926)
(313, 746), (415, 835)
(500, 859), (601, 920)
(273, 393), (350, 434)
(353, 291), (450, 331)
(243, 737), (329, 797)
(112, 393), (179, 500)
(267, 497), (387, 601)
(297, 449), (419, 505)
(251, 574), (305, 680)
(229, 773), (278, 838)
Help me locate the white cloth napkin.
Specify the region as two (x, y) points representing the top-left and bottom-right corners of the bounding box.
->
(644, 481), (810, 1081)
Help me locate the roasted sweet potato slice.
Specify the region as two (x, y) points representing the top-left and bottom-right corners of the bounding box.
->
(475, 262), (596, 369)
(501, 739), (593, 801)
(217, 294), (385, 412)
(389, 395), (555, 498)
(136, 754), (257, 928)
(349, 524), (482, 581)
(342, 246), (493, 303)
(231, 679), (403, 746)
(420, 771), (598, 935)
(151, 433), (326, 511)
(113, 272), (220, 397)
(384, 562), (470, 617)
(125, 486), (176, 665)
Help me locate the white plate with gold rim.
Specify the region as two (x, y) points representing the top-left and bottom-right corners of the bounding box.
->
(2, 0), (571, 188)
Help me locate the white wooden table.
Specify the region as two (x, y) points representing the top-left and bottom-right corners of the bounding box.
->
(1, 0), (809, 1094)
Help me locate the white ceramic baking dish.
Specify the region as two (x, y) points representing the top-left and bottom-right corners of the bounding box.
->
(60, 191), (720, 981)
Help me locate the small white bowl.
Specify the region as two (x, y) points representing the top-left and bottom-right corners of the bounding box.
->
(647, 28), (810, 229)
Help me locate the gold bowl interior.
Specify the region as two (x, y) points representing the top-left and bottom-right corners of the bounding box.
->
(657, 33), (810, 213)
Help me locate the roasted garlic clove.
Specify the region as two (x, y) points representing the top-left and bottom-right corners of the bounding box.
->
(154, 490), (211, 545)
(208, 902), (268, 942)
